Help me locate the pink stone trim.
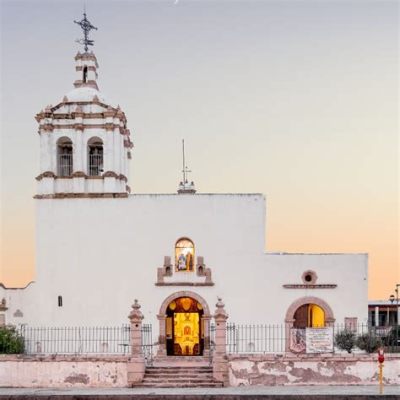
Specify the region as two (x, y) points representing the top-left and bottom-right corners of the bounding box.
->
(35, 171), (56, 181)
(285, 296), (335, 324)
(34, 193), (128, 199)
(283, 284), (337, 289)
(302, 270), (318, 284)
(75, 52), (99, 67)
(75, 65), (97, 72)
(155, 282), (214, 287)
(158, 291), (211, 317)
(102, 171), (119, 178)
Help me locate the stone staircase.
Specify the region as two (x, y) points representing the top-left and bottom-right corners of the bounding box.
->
(135, 356), (224, 388)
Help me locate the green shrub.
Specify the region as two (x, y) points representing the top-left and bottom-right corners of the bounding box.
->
(384, 325), (400, 347)
(335, 329), (356, 353)
(0, 325), (25, 354)
(356, 333), (382, 353)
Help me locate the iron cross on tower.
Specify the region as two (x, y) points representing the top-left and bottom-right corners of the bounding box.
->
(74, 10), (98, 52)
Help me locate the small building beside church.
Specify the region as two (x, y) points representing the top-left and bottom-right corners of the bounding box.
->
(0, 22), (368, 359)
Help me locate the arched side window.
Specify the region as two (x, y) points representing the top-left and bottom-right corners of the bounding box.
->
(175, 238), (194, 272)
(57, 137), (73, 176)
(88, 137), (103, 176)
(83, 66), (88, 83)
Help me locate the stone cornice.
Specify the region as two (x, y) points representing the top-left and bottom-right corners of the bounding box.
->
(38, 123), (124, 132)
(73, 80), (99, 90)
(282, 284), (337, 289)
(36, 106), (128, 126)
(74, 52), (99, 67)
(102, 171), (118, 178)
(124, 139), (134, 149)
(35, 172), (128, 182)
(35, 171), (56, 181)
(75, 65), (97, 72)
(155, 282), (214, 287)
(34, 192), (128, 199)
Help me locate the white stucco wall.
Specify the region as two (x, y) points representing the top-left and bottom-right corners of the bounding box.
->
(3, 193), (368, 334)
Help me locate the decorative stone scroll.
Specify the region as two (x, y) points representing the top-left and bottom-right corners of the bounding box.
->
(155, 256), (214, 286)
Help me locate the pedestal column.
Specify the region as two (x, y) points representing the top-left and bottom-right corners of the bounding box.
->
(213, 297), (229, 386)
(127, 300), (145, 386)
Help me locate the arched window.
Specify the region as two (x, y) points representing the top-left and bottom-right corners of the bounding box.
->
(293, 304), (325, 328)
(83, 66), (88, 83)
(88, 137), (103, 176)
(57, 137), (73, 176)
(175, 238), (194, 272)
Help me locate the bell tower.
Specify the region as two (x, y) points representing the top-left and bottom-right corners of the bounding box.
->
(34, 12), (133, 199)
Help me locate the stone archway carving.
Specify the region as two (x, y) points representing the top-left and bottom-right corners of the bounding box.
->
(285, 296), (335, 325)
(159, 291), (211, 316)
(284, 296), (335, 353)
(157, 291), (211, 357)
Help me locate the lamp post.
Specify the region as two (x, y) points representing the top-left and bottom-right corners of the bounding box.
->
(389, 284), (400, 326)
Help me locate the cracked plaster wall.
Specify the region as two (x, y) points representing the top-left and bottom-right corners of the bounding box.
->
(0, 356), (128, 388)
(228, 355), (400, 386)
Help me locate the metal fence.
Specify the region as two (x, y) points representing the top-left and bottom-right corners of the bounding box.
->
(226, 323), (400, 354)
(14, 322), (400, 357)
(18, 324), (153, 356)
(227, 323), (286, 353)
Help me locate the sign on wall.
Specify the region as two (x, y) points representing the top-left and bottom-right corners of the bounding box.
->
(306, 327), (334, 353)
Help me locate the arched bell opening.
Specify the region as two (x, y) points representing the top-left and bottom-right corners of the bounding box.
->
(87, 137), (103, 176)
(158, 291), (211, 357)
(57, 137), (73, 176)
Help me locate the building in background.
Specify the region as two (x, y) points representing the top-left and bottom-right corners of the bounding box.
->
(368, 301), (398, 327)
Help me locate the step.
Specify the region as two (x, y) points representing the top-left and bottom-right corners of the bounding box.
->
(142, 380), (218, 385)
(144, 373), (214, 378)
(145, 368), (212, 372)
(143, 376), (215, 381)
(152, 361), (211, 367)
(136, 382), (224, 388)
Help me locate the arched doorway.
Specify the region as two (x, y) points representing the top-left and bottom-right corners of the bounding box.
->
(158, 291), (211, 357)
(285, 296), (335, 353)
(166, 297), (203, 355)
(285, 296), (335, 327)
(293, 303), (325, 328)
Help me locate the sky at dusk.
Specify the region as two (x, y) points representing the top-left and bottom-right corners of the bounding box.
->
(0, 0), (398, 300)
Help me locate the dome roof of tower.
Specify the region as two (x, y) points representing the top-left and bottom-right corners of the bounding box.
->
(65, 86), (109, 104)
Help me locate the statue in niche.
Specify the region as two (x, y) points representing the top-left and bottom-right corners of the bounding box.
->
(178, 253), (187, 270)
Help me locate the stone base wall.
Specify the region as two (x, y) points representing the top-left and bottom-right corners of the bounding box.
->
(2, 354), (400, 388)
(228, 354), (400, 386)
(0, 355), (129, 388)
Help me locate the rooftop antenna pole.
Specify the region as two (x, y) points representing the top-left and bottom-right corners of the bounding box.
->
(178, 139), (196, 194)
(182, 139), (186, 183)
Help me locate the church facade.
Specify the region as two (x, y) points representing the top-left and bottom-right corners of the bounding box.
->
(0, 41), (368, 357)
